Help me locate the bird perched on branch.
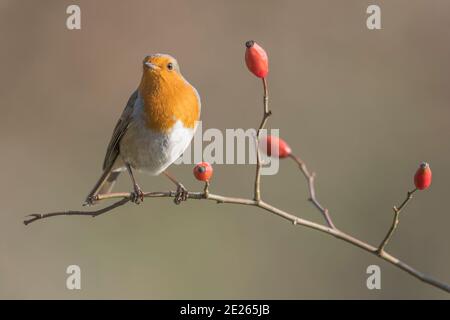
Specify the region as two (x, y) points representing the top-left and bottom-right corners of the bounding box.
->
(85, 54), (201, 205)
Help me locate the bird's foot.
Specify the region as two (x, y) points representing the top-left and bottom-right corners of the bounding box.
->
(131, 185), (144, 204)
(174, 183), (188, 205)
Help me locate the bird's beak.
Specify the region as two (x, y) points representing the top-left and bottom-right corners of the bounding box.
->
(145, 62), (159, 70)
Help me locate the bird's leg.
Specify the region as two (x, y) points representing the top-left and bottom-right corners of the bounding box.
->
(126, 163), (144, 204)
(163, 171), (188, 204)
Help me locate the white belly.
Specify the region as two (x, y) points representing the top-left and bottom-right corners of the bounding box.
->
(119, 108), (196, 176)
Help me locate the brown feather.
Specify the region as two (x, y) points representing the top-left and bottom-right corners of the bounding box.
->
(102, 90), (138, 170)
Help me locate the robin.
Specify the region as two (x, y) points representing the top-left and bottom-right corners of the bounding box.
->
(84, 54), (201, 205)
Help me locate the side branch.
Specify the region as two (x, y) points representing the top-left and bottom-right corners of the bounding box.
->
(377, 188), (417, 254)
(289, 154), (336, 229)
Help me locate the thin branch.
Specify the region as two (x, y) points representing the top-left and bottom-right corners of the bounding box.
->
(23, 189), (450, 293)
(289, 153), (336, 229)
(377, 188), (417, 254)
(23, 198), (130, 225)
(254, 77), (272, 201)
(23, 191), (254, 225)
(203, 181), (210, 197)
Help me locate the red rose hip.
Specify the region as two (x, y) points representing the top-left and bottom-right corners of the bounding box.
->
(193, 162), (213, 182)
(260, 135), (292, 159)
(414, 162), (432, 190)
(245, 40), (269, 78)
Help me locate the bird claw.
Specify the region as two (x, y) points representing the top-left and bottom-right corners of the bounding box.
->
(131, 186), (144, 204)
(83, 196), (97, 207)
(174, 184), (188, 205)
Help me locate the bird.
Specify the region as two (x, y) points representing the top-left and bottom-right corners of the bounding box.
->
(84, 54), (201, 206)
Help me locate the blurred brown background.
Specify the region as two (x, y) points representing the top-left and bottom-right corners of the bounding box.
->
(0, 0), (449, 299)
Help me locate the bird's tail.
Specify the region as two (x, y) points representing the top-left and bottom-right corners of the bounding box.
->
(84, 169), (121, 206)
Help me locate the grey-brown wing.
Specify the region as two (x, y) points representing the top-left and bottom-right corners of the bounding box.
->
(102, 90), (138, 170)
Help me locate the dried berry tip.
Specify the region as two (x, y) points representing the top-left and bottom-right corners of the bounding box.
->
(420, 162), (429, 169)
(245, 40), (255, 48)
(193, 162), (213, 182)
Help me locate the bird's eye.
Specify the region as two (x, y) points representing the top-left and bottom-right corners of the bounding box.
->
(167, 62), (173, 70)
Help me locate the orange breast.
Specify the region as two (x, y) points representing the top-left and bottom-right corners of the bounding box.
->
(139, 74), (200, 133)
